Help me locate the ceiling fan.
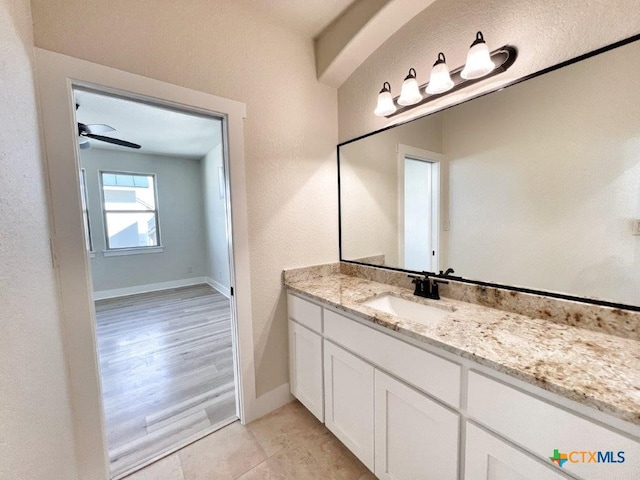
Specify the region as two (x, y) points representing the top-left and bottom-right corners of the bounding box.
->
(76, 104), (141, 150)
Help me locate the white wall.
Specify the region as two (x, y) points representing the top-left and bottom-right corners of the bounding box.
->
(80, 148), (208, 293)
(442, 43), (640, 305)
(340, 115), (442, 264)
(202, 144), (231, 294)
(0, 0), (78, 478)
(30, 0), (338, 399)
(338, 0), (640, 143)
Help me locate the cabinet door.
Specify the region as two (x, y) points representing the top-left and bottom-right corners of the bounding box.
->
(324, 340), (375, 471)
(375, 370), (459, 480)
(289, 320), (323, 422)
(465, 423), (569, 480)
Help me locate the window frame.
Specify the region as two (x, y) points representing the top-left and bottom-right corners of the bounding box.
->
(79, 168), (94, 253)
(99, 170), (162, 251)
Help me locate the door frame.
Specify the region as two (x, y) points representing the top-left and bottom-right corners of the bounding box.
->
(396, 143), (442, 272)
(34, 48), (257, 479)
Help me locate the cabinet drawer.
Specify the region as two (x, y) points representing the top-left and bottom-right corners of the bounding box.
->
(324, 308), (461, 407)
(464, 423), (568, 480)
(468, 371), (640, 480)
(287, 293), (322, 333)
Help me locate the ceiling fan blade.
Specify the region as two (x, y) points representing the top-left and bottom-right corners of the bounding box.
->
(85, 124), (115, 135)
(85, 133), (141, 149)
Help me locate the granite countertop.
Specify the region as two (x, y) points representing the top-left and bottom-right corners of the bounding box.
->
(285, 272), (640, 427)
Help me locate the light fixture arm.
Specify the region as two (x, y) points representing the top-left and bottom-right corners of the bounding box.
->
(470, 31), (486, 47)
(384, 45), (517, 118)
(434, 52), (447, 66)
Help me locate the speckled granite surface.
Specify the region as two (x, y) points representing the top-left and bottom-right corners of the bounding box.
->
(284, 269), (640, 427)
(340, 262), (640, 341)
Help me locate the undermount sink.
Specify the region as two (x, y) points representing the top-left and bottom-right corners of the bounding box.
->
(362, 294), (454, 326)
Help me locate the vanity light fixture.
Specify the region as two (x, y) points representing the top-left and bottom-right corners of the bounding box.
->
(373, 32), (517, 118)
(374, 81), (397, 116)
(460, 31), (496, 79)
(397, 68), (423, 106)
(425, 53), (454, 95)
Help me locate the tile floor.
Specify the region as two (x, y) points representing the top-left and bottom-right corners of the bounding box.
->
(125, 400), (375, 480)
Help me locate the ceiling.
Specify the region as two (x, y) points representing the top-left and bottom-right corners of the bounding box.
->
(235, 0), (357, 38)
(74, 89), (222, 159)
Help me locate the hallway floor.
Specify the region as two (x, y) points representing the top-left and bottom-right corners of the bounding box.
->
(95, 285), (237, 477)
(125, 400), (375, 479)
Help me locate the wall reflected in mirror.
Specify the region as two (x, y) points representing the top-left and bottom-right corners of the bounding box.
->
(339, 38), (640, 307)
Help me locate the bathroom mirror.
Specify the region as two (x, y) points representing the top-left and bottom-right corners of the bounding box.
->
(339, 35), (640, 308)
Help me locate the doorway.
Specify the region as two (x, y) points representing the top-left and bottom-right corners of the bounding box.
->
(74, 88), (239, 477)
(397, 144), (441, 272)
(35, 49), (257, 479)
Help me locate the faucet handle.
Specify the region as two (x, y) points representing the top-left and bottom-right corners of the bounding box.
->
(408, 274), (426, 296)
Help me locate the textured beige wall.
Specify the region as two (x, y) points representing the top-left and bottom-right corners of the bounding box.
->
(0, 1), (78, 478)
(338, 0), (640, 142)
(30, 0), (339, 398)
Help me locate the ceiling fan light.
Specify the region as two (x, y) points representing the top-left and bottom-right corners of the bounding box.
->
(426, 53), (454, 95)
(85, 124), (115, 135)
(397, 68), (423, 106)
(374, 82), (397, 117)
(461, 31), (495, 80)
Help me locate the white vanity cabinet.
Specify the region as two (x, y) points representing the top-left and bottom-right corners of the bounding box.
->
(467, 371), (640, 480)
(286, 291), (640, 480)
(288, 292), (462, 479)
(464, 423), (568, 480)
(323, 340), (375, 470)
(287, 293), (323, 421)
(375, 369), (459, 480)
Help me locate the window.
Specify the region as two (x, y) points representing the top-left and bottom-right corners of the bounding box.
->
(79, 169), (93, 252)
(100, 171), (160, 250)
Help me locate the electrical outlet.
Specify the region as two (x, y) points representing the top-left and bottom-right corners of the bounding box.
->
(634, 220), (640, 236)
(187, 266), (193, 273)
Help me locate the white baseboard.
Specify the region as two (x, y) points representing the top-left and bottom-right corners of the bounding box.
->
(251, 383), (294, 421)
(205, 277), (231, 298)
(93, 277), (208, 300)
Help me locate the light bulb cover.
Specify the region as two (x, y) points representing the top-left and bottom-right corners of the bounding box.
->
(426, 52), (454, 95)
(461, 31), (495, 80)
(397, 68), (423, 106)
(374, 81), (397, 116)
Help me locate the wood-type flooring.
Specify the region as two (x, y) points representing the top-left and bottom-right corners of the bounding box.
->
(95, 284), (237, 478)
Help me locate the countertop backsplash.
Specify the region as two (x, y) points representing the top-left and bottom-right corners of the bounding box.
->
(337, 262), (640, 341)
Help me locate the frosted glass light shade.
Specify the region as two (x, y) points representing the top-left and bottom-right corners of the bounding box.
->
(461, 31), (495, 80)
(426, 53), (454, 95)
(374, 82), (396, 116)
(398, 68), (422, 106)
